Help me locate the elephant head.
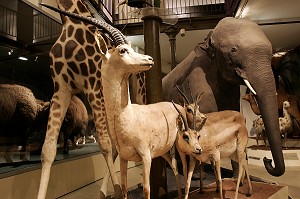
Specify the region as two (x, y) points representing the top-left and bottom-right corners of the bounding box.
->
(200, 17), (285, 176)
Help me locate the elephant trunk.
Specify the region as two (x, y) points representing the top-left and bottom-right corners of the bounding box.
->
(247, 62), (285, 176)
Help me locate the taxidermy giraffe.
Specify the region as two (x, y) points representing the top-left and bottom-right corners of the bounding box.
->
(37, 1), (132, 198)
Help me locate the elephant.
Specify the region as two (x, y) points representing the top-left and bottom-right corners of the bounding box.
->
(162, 17), (285, 176)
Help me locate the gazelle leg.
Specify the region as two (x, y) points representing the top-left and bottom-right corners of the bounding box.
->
(234, 160), (244, 199)
(243, 155), (253, 197)
(199, 162), (204, 194)
(185, 155), (196, 199)
(177, 149), (189, 199)
(141, 152), (152, 199)
(215, 160), (223, 199)
(120, 157), (128, 199)
(38, 92), (72, 199)
(161, 153), (182, 198)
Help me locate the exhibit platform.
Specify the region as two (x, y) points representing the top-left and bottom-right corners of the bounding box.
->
(247, 139), (300, 167)
(188, 178), (288, 199)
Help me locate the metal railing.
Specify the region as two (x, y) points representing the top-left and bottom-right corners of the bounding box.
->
(0, 5), (17, 40)
(33, 11), (61, 43)
(114, 0), (226, 25)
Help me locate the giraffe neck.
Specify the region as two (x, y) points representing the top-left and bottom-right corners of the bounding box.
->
(57, 0), (92, 22)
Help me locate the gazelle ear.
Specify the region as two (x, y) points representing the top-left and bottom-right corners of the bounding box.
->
(94, 31), (109, 62)
(176, 117), (184, 132)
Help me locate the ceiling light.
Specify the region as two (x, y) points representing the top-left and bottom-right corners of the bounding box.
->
(8, 49), (13, 55)
(18, 56), (28, 61)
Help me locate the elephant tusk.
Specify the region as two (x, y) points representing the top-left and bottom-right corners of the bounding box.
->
(244, 79), (257, 95)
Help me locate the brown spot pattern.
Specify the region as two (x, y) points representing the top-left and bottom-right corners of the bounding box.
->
(54, 62), (64, 75)
(88, 59), (96, 74)
(85, 45), (95, 56)
(67, 69), (75, 80)
(68, 61), (79, 74)
(70, 80), (77, 89)
(89, 93), (95, 102)
(75, 29), (84, 45)
(61, 29), (66, 42)
(80, 62), (88, 76)
(86, 30), (94, 44)
(77, 1), (88, 14)
(67, 25), (74, 37)
(51, 43), (62, 58)
(54, 81), (59, 92)
(50, 68), (55, 78)
(62, 74), (68, 83)
(60, 0), (72, 10)
(65, 40), (77, 59)
(94, 55), (101, 62)
(75, 48), (86, 62)
(89, 77), (95, 88)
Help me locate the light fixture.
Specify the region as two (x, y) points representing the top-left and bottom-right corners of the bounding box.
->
(34, 56), (39, 62)
(18, 56), (28, 61)
(8, 49), (13, 55)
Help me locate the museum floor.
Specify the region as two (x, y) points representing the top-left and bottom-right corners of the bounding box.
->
(58, 158), (300, 199)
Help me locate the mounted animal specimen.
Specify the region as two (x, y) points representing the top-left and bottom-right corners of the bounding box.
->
(38, 1), (124, 198)
(44, 7), (195, 199)
(243, 93), (293, 148)
(0, 84), (49, 163)
(162, 17), (285, 176)
(174, 105), (252, 199)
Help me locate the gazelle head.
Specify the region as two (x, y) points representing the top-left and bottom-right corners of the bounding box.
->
(175, 85), (207, 130)
(172, 101), (202, 155)
(41, 3), (154, 74)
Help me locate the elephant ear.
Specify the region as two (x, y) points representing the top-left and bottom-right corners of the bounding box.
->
(199, 31), (215, 59)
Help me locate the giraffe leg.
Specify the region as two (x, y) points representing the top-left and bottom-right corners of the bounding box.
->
(93, 114), (122, 199)
(38, 92), (72, 199)
(161, 153), (182, 198)
(99, 144), (119, 198)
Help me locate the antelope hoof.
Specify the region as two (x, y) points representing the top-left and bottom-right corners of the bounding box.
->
(199, 189), (204, 194)
(246, 193), (252, 197)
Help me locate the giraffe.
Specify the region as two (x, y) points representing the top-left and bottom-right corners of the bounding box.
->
(37, 0), (138, 198)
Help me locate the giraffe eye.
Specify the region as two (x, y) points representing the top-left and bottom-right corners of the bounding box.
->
(119, 48), (128, 54)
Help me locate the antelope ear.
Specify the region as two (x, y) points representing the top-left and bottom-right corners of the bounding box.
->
(176, 117), (184, 132)
(199, 31), (215, 59)
(94, 31), (109, 62)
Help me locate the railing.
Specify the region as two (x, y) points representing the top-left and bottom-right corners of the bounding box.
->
(33, 11), (61, 43)
(114, 0), (226, 25)
(0, 5), (17, 40)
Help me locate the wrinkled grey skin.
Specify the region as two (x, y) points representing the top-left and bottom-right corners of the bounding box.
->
(163, 17), (285, 176)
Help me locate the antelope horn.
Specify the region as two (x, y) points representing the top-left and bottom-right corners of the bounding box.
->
(187, 79), (195, 103)
(172, 101), (188, 132)
(40, 3), (127, 46)
(175, 85), (190, 104)
(193, 102), (197, 130)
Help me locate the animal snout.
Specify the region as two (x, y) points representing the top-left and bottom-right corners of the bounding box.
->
(195, 147), (202, 154)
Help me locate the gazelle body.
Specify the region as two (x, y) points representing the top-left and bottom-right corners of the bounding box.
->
(175, 110), (252, 199)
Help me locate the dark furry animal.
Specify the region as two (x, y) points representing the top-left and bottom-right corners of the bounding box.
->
(0, 84), (49, 162)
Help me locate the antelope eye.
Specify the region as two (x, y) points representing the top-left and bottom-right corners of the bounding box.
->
(119, 48), (128, 54)
(187, 108), (192, 113)
(183, 134), (189, 142)
(197, 135), (201, 140)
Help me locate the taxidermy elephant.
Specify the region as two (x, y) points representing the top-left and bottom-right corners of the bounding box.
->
(163, 17), (285, 176)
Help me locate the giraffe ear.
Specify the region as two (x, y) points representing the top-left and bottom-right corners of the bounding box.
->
(94, 31), (109, 61)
